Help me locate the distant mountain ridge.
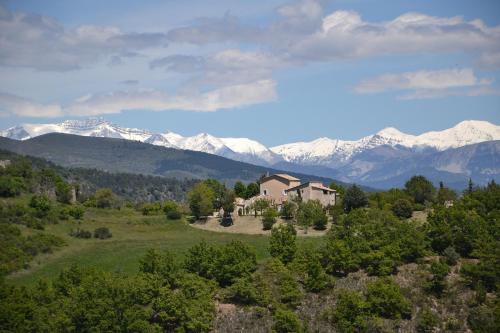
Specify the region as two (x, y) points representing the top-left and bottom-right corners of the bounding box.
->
(0, 133), (345, 189)
(1, 118), (499, 189)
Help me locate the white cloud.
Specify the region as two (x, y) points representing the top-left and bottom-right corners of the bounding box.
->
(0, 80), (277, 117)
(0, 5), (168, 71)
(355, 68), (498, 99)
(0, 92), (62, 117)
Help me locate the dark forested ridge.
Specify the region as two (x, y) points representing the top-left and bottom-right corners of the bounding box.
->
(0, 150), (197, 202)
(0, 133), (359, 189)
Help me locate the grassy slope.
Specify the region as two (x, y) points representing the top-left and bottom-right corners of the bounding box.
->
(7, 207), (321, 286)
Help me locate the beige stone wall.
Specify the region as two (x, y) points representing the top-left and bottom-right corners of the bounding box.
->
(260, 177), (290, 203)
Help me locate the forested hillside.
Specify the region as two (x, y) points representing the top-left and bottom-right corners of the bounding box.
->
(1, 156), (498, 332)
(0, 150), (197, 202)
(0, 133), (350, 188)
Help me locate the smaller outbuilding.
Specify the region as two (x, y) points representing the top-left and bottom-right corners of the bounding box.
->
(285, 181), (336, 207)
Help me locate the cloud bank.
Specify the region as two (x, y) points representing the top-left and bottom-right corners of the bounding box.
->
(355, 68), (498, 99)
(0, 80), (277, 117)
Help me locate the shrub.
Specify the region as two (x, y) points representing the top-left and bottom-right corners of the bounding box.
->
(329, 289), (368, 333)
(343, 185), (368, 212)
(391, 199), (413, 219)
(213, 241), (257, 286)
(141, 202), (162, 215)
(280, 201), (297, 220)
(468, 301), (500, 333)
(68, 205), (85, 220)
(139, 248), (179, 285)
(269, 224), (297, 264)
(94, 227), (112, 239)
(262, 207), (278, 230)
(425, 260), (450, 296)
(69, 228), (92, 239)
(296, 200), (327, 232)
(29, 194), (51, 218)
(225, 277), (259, 305)
(166, 209), (182, 219)
(0, 175), (24, 197)
(94, 188), (115, 208)
(405, 175), (435, 204)
(416, 308), (439, 333)
(443, 246), (460, 265)
(365, 277), (411, 319)
(272, 308), (302, 333)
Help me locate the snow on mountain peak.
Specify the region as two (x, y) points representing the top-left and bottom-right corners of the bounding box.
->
(1, 118), (498, 168)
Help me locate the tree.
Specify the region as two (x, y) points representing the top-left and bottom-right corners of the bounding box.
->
(329, 181), (345, 196)
(437, 185), (457, 205)
(280, 201), (297, 220)
(187, 182), (215, 219)
(221, 189), (235, 216)
(253, 198), (269, 216)
(330, 289), (368, 333)
(343, 185), (368, 212)
(262, 207), (278, 230)
(405, 175), (436, 204)
(272, 308), (302, 333)
(391, 198), (413, 219)
(203, 179), (226, 209)
(55, 181), (73, 204)
(425, 260), (449, 296)
(233, 181), (246, 198)
(94, 188), (115, 208)
(269, 224), (297, 264)
(245, 182), (260, 199)
(366, 277), (411, 319)
(213, 241), (257, 286)
(296, 200), (327, 232)
(29, 194), (51, 217)
(0, 176), (24, 197)
(139, 249), (179, 285)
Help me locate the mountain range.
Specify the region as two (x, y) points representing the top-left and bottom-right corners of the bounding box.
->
(2, 118), (499, 189)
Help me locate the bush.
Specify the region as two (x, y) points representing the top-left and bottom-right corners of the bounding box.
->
(262, 207), (278, 230)
(365, 277), (411, 319)
(391, 199), (413, 219)
(68, 205), (85, 220)
(225, 277), (259, 305)
(280, 201), (297, 220)
(343, 185), (368, 212)
(443, 246), (460, 265)
(29, 194), (52, 218)
(94, 188), (115, 208)
(296, 200), (327, 231)
(141, 202), (162, 215)
(329, 289), (368, 333)
(425, 260), (450, 296)
(69, 228), (92, 239)
(468, 301), (500, 333)
(272, 308), (302, 333)
(166, 209), (182, 219)
(0, 175), (24, 197)
(416, 308), (439, 333)
(94, 227), (112, 239)
(269, 224), (297, 264)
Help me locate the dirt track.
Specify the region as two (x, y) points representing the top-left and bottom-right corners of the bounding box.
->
(189, 215), (330, 237)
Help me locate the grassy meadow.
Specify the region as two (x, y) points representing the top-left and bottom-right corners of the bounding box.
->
(7, 206), (322, 286)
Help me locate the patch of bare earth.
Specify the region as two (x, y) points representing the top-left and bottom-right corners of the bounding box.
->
(190, 215), (330, 237)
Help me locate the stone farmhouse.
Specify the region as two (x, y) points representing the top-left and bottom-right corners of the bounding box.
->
(235, 173), (337, 215)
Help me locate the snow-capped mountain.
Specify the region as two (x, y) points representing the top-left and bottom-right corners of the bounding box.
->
(270, 120), (500, 167)
(1, 118), (499, 189)
(0, 118), (282, 165)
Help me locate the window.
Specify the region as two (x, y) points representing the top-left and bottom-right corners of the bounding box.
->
(323, 190), (328, 195)
(263, 189), (267, 195)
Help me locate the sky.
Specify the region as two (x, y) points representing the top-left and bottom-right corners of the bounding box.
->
(0, 0), (499, 146)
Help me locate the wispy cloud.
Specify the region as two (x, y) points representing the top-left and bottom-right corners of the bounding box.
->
(0, 4), (168, 71)
(0, 80), (277, 117)
(355, 68), (498, 99)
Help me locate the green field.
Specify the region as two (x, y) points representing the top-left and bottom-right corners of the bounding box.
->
(7, 207), (321, 286)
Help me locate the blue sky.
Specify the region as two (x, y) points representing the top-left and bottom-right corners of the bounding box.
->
(0, 0), (499, 145)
